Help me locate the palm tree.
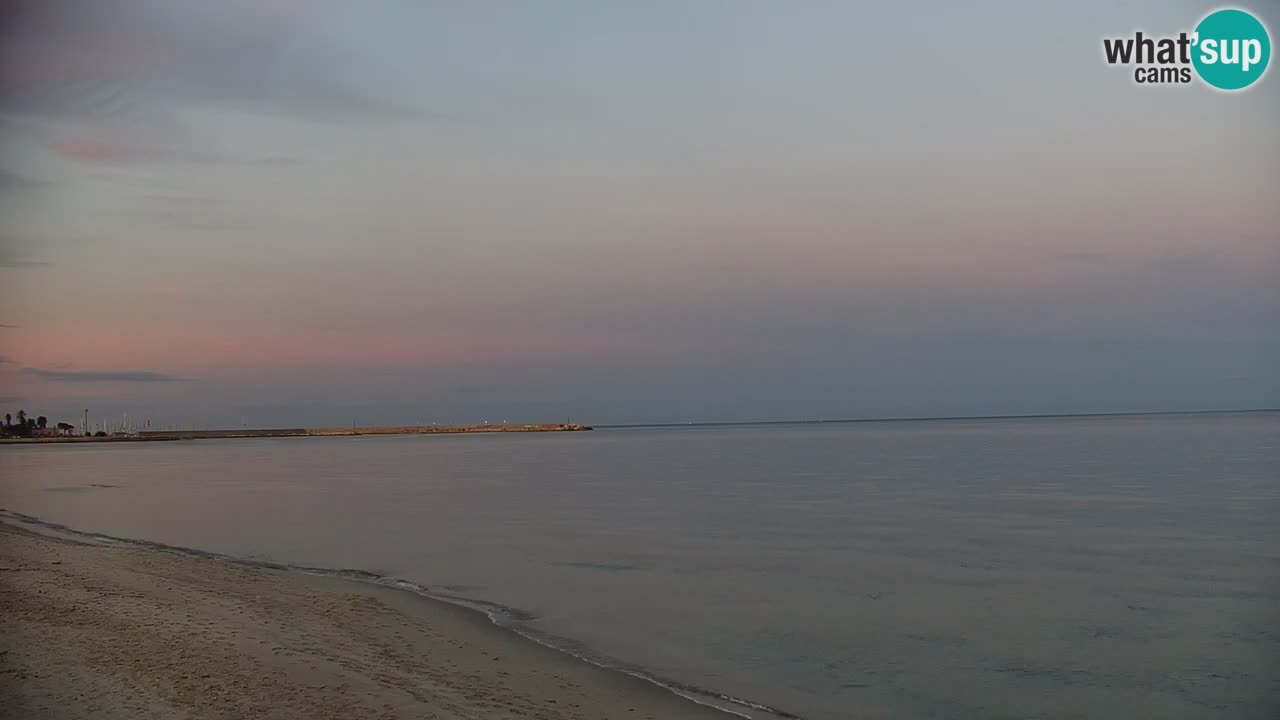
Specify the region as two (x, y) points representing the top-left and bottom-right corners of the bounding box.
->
(16, 409), (27, 427)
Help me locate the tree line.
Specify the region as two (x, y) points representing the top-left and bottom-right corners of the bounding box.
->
(1, 410), (84, 438)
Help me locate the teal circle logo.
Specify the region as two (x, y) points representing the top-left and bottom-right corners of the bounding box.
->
(1192, 9), (1271, 90)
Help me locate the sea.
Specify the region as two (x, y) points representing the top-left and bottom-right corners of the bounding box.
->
(1, 411), (1277, 719)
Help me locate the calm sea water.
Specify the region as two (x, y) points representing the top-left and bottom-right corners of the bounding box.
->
(2, 412), (1277, 719)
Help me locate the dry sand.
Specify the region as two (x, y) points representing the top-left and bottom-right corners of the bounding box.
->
(0, 524), (730, 720)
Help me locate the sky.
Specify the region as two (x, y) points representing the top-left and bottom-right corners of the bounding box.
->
(1, 0), (1278, 427)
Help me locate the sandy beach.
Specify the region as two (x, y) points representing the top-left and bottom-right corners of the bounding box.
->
(0, 524), (729, 720)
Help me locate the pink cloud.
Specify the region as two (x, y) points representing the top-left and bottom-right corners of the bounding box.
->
(49, 123), (221, 165)
(0, 1), (320, 92)
(5, 0), (351, 166)
(50, 137), (142, 164)
(15, 324), (718, 378)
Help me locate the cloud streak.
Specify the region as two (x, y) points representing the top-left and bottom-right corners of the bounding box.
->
(1, 0), (423, 166)
(23, 368), (188, 383)
(0, 170), (46, 192)
(0, 243), (50, 269)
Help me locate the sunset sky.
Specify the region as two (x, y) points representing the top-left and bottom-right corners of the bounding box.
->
(2, 0), (1277, 427)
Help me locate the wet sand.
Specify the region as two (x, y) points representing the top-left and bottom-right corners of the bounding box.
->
(0, 524), (728, 720)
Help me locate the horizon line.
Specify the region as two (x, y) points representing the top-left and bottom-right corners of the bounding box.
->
(594, 407), (1280, 430)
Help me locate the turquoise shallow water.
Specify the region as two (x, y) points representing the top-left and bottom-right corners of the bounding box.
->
(2, 412), (1278, 718)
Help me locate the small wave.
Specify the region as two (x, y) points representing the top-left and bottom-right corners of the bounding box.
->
(559, 560), (647, 572)
(0, 508), (800, 720)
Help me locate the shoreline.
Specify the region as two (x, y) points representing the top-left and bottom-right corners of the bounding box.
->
(0, 423), (593, 445)
(0, 514), (780, 720)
